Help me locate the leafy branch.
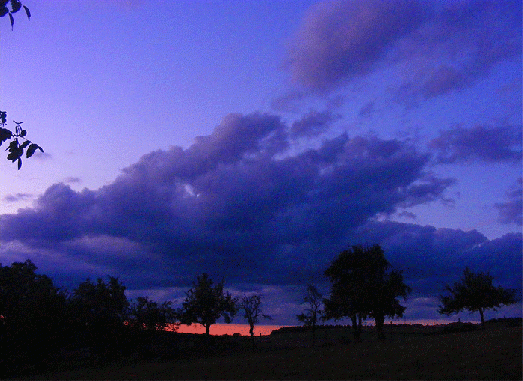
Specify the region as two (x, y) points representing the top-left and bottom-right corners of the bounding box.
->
(0, 110), (43, 169)
(1, 0), (30, 30)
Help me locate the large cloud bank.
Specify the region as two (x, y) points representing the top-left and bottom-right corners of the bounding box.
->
(0, 112), (520, 310)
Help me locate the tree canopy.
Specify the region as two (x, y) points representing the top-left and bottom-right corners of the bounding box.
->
(439, 267), (517, 326)
(179, 273), (237, 335)
(324, 244), (411, 340)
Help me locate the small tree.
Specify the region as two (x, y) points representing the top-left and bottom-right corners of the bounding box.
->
(240, 294), (271, 345)
(179, 273), (237, 336)
(297, 284), (323, 347)
(439, 267), (517, 327)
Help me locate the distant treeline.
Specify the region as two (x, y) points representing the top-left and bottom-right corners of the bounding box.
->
(0, 244), (518, 377)
(271, 324), (351, 335)
(0, 260), (178, 377)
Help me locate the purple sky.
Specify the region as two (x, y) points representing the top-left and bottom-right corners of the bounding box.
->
(0, 0), (521, 325)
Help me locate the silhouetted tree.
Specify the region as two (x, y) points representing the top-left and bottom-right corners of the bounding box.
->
(297, 284), (323, 347)
(179, 273), (237, 335)
(0, 260), (66, 376)
(70, 276), (129, 358)
(240, 294), (271, 346)
(439, 267), (517, 327)
(324, 245), (411, 340)
(128, 296), (176, 331)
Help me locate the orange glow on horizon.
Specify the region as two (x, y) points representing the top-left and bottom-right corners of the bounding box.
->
(169, 323), (286, 336)
(166, 319), (481, 336)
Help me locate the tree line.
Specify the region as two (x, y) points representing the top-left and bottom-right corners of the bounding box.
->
(0, 244), (517, 376)
(295, 244), (516, 345)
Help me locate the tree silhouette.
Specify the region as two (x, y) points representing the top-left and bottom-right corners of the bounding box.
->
(439, 267), (517, 327)
(296, 284), (323, 347)
(70, 276), (129, 358)
(0, 260), (66, 376)
(324, 245), (411, 340)
(128, 296), (176, 331)
(179, 273), (237, 336)
(240, 294), (271, 346)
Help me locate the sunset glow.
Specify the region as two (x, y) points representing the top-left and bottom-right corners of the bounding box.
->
(172, 324), (285, 336)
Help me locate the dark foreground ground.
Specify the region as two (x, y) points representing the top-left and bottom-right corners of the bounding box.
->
(33, 321), (522, 380)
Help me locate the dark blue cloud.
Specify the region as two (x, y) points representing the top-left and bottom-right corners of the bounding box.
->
(0, 113), (448, 285)
(286, 0), (521, 100)
(429, 125), (522, 164)
(495, 178), (522, 226)
(291, 110), (340, 138)
(286, 0), (428, 92)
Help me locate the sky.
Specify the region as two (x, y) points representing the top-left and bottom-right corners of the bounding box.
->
(0, 0), (521, 327)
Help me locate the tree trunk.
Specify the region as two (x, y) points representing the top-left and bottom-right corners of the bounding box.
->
(479, 308), (485, 328)
(205, 323), (210, 336)
(375, 313), (385, 340)
(351, 314), (361, 342)
(249, 324), (255, 348)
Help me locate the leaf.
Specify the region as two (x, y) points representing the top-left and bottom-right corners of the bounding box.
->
(26, 143), (39, 158)
(10, 0), (22, 14)
(21, 129), (26, 137)
(0, 128), (12, 145)
(22, 4), (29, 19)
(9, 11), (13, 30)
(17, 157), (22, 170)
(0, 6), (8, 18)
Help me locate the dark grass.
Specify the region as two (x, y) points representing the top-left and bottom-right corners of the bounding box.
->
(33, 323), (522, 380)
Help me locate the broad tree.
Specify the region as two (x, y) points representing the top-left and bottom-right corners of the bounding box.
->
(179, 273), (237, 335)
(296, 284), (323, 346)
(439, 267), (517, 327)
(324, 245), (411, 340)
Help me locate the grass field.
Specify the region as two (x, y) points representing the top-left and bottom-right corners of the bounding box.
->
(36, 323), (522, 380)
